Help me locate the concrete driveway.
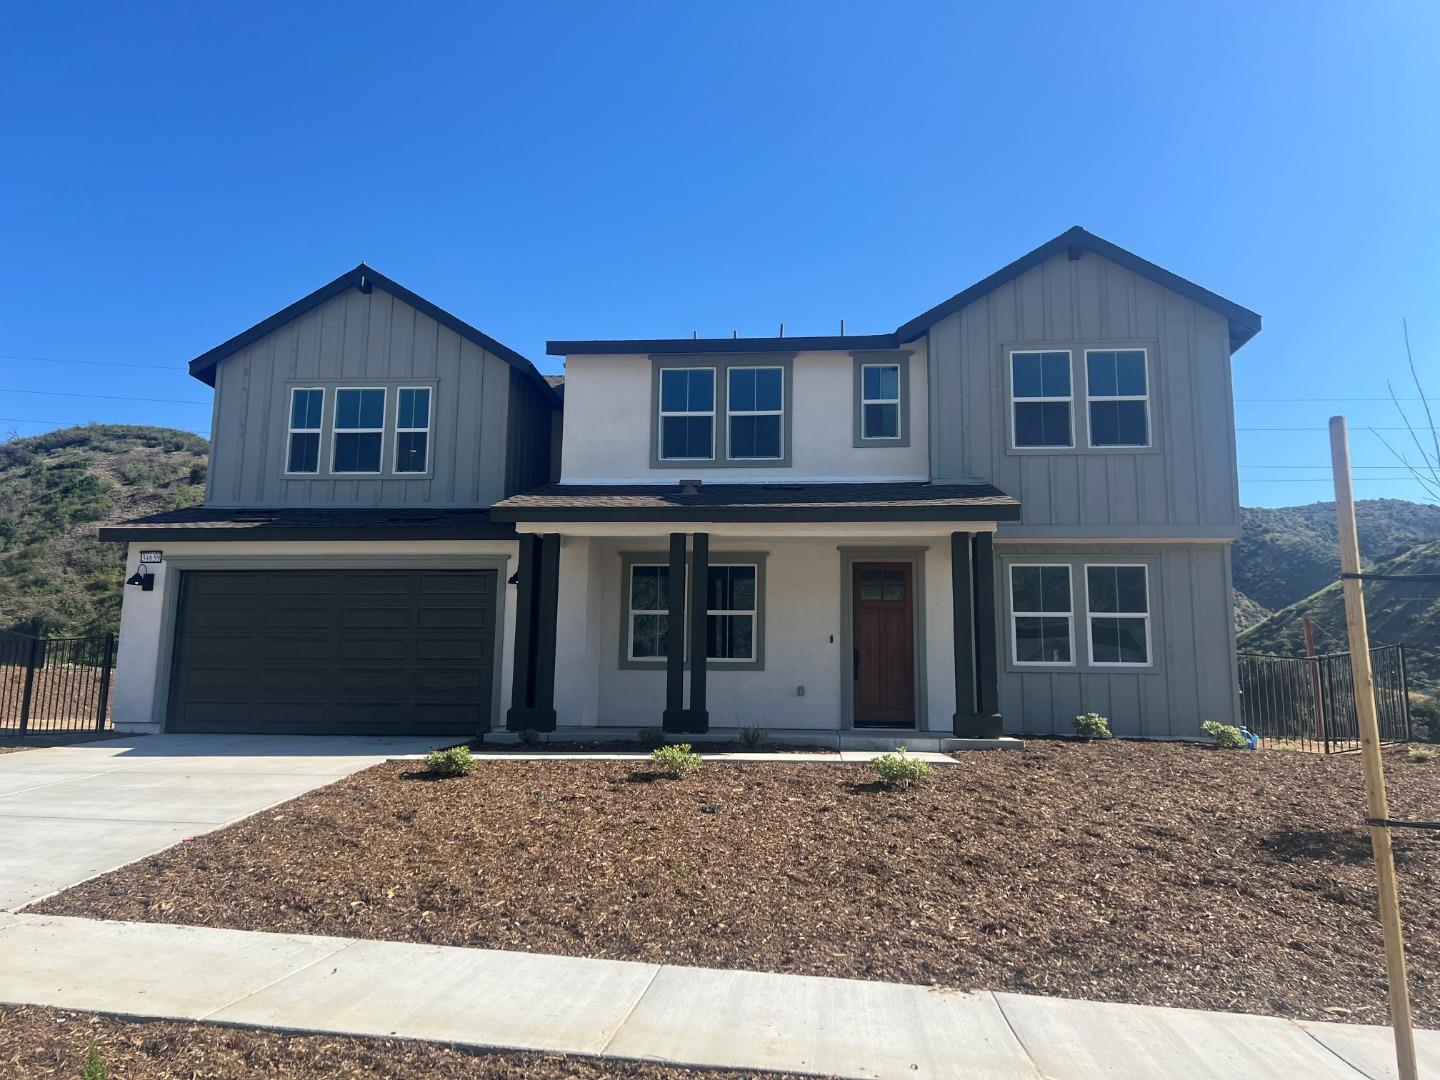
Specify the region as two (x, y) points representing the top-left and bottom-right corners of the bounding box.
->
(0, 733), (455, 911)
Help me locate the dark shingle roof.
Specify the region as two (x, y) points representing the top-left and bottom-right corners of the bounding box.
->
(98, 506), (515, 542)
(491, 482), (1020, 523)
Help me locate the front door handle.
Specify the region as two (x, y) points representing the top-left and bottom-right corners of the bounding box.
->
(853, 648), (860, 682)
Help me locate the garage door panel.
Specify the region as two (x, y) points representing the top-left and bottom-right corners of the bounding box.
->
(169, 569), (496, 736)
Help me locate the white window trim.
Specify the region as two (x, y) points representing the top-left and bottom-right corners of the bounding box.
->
(1084, 563), (1153, 668)
(1009, 349), (1075, 450)
(1084, 349), (1151, 449)
(705, 561), (760, 662)
(626, 562), (670, 662)
(624, 559), (760, 663)
(1008, 562), (1075, 668)
(284, 386), (325, 476)
(859, 363), (903, 441)
(331, 386), (387, 475)
(657, 366), (717, 462)
(725, 366), (785, 461)
(393, 386), (432, 474)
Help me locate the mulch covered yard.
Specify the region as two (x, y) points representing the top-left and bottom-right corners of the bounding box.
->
(35, 741), (1440, 1027)
(0, 1005), (793, 1079)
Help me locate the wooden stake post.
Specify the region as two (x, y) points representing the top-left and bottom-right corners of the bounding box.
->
(1329, 415), (1418, 1080)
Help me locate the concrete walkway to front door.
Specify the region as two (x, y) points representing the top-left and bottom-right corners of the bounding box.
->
(0, 912), (1435, 1079)
(0, 734), (454, 911)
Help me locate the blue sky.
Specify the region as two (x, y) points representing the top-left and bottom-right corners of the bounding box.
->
(1, 1), (1436, 507)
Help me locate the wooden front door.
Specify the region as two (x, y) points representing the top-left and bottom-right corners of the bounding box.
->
(852, 562), (916, 728)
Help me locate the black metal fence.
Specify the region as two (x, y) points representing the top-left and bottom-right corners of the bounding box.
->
(1238, 644), (1412, 753)
(0, 633), (116, 736)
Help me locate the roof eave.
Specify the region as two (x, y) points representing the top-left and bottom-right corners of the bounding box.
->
(187, 264), (562, 408)
(488, 505), (1021, 524)
(546, 333), (900, 357)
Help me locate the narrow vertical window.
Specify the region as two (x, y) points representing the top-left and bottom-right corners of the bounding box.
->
(860, 363), (902, 439)
(1009, 564), (1073, 665)
(332, 387), (386, 474)
(286, 388), (324, 474)
(1086, 564), (1151, 665)
(1086, 350), (1149, 447)
(394, 387), (431, 473)
(627, 563), (671, 660)
(658, 368), (715, 460)
(706, 563), (757, 660)
(1011, 351), (1073, 448)
(726, 367), (783, 460)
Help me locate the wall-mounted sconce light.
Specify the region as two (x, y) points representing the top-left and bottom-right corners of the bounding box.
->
(125, 567), (155, 591)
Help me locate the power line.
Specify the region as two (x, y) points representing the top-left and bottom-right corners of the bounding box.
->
(0, 354), (178, 371)
(0, 387), (209, 405)
(0, 416), (210, 434)
(1239, 465), (1410, 470)
(1239, 426), (1412, 432)
(1236, 397), (1423, 403)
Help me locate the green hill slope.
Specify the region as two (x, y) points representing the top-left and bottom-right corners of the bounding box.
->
(1234, 500), (1440, 616)
(0, 425), (208, 637)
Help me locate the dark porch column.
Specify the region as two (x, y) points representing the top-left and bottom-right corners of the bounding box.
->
(661, 531), (689, 731)
(506, 532), (560, 732)
(685, 532), (710, 730)
(953, 531), (1003, 738)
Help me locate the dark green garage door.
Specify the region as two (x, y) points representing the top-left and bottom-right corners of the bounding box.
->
(168, 569), (497, 735)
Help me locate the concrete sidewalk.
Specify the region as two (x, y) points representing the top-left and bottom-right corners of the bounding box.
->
(1, 913), (1434, 1079)
(0, 733), (453, 910)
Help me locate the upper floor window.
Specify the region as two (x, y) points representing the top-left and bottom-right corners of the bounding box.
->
(1085, 349), (1149, 448)
(1085, 564), (1151, 665)
(332, 387), (386, 474)
(1009, 563), (1073, 666)
(651, 357), (793, 468)
(1010, 351), (1073, 449)
(726, 367), (783, 460)
(286, 388), (324, 474)
(860, 364), (901, 439)
(394, 386), (431, 473)
(658, 368), (715, 461)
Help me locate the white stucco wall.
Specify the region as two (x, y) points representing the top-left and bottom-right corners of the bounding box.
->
(551, 535), (958, 731)
(112, 540), (517, 730)
(559, 346), (930, 483)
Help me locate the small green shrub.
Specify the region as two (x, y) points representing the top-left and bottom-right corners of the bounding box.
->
(1073, 712), (1112, 739)
(425, 746), (474, 777)
(1201, 721), (1247, 749)
(740, 726), (768, 750)
(636, 728), (667, 750)
(870, 748), (936, 787)
(83, 1044), (109, 1080)
(517, 728), (540, 747)
(650, 743), (701, 777)
(1409, 745), (1436, 763)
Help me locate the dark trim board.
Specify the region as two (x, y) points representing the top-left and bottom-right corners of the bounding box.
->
(99, 525), (519, 542)
(493, 506), (1021, 524)
(187, 263), (562, 407)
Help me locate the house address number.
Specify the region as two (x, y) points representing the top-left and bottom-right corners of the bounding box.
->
(139, 550), (164, 564)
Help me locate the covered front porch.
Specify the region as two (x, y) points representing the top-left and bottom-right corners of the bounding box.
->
(490, 482), (1020, 745)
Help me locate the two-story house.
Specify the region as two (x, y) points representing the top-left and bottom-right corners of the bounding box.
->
(103, 265), (561, 736)
(106, 227), (1259, 745)
(491, 227), (1260, 743)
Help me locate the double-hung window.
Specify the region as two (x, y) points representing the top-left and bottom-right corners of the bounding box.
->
(286, 388), (324, 474)
(394, 387), (431, 473)
(627, 563), (671, 660)
(623, 557), (762, 665)
(1086, 350), (1149, 447)
(1009, 564), (1074, 665)
(705, 563), (757, 660)
(859, 363), (902, 440)
(1011, 351), (1073, 448)
(1085, 565), (1151, 665)
(726, 367), (783, 460)
(332, 388), (386, 474)
(658, 368), (716, 461)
